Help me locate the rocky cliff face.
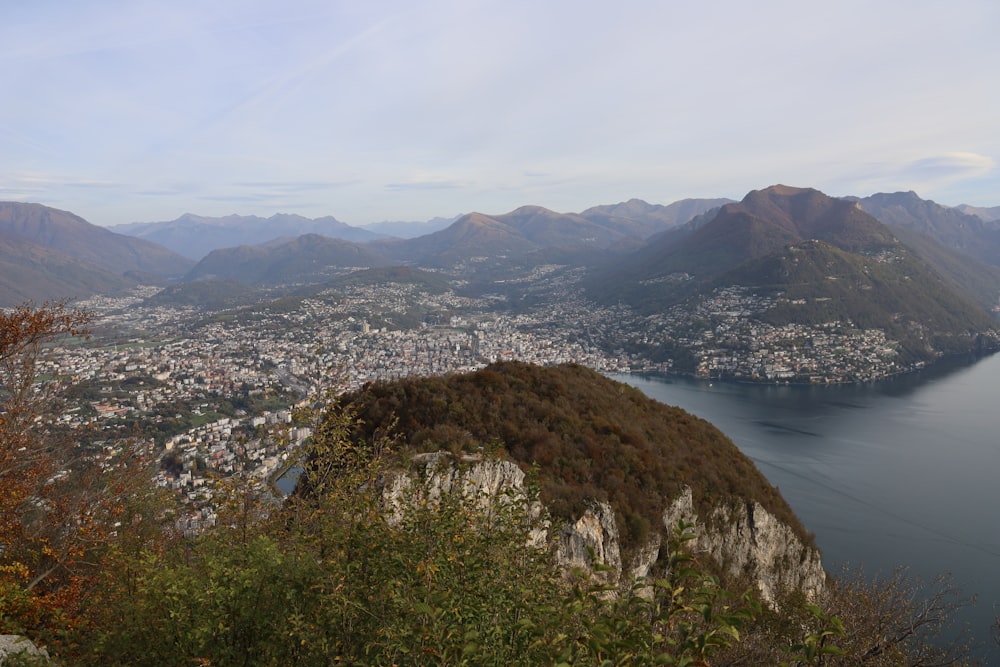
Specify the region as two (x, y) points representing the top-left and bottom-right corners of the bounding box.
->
(0, 635), (50, 665)
(661, 487), (826, 603)
(387, 454), (825, 603)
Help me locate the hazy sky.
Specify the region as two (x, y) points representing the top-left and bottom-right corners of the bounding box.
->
(2, 0), (998, 226)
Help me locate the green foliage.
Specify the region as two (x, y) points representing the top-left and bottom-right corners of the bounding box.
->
(62, 398), (981, 666)
(77, 490), (761, 666)
(74, 410), (562, 665)
(83, 534), (311, 666)
(786, 604), (847, 665)
(70, 405), (763, 667)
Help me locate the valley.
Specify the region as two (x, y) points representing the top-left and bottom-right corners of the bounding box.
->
(40, 237), (998, 530)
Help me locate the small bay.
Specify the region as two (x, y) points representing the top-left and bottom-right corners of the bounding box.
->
(613, 352), (1000, 659)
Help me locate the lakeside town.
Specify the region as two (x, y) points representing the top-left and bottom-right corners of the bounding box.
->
(34, 268), (964, 525)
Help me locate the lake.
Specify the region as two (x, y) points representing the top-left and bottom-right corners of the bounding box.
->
(612, 353), (1000, 659)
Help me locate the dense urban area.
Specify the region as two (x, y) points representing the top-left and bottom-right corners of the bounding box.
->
(37, 267), (945, 526)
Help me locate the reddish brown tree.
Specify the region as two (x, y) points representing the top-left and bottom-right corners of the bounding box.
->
(0, 302), (121, 635)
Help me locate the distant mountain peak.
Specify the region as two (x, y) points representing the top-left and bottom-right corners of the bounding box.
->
(753, 184), (816, 197)
(111, 212), (383, 260)
(507, 204), (555, 216)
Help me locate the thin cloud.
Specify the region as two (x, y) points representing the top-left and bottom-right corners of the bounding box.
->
(1, 172), (119, 192)
(198, 193), (315, 209)
(136, 189), (187, 197)
(234, 180), (357, 192)
(64, 179), (123, 190)
(385, 180), (467, 191)
(904, 152), (995, 179)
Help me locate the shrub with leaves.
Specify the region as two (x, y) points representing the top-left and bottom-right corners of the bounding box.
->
(68, 396), (978, 666)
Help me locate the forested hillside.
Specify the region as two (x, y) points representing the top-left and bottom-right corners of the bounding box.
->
(330, 361), (808, 552)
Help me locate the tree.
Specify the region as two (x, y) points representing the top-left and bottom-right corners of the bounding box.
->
(0, 302), (157, 646)
(716, 566), (976, 666)
(817, 567), (974, 666)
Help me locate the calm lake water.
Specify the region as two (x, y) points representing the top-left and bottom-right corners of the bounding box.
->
(612, 353), (1000, 659)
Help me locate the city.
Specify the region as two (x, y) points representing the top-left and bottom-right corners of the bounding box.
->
(31, 264), (954, 527)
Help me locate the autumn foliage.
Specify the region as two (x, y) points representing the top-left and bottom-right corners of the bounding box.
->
(0, 302), (154, 640)
(332, 361), (811, 554)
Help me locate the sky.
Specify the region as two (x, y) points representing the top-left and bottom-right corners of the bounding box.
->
(2, 0), (999, 227)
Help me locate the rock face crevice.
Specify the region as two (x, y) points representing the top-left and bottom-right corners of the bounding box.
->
(555, 502), (623, 586)
(389, 454), (825, 604)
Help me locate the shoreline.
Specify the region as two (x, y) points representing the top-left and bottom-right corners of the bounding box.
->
(623, 348), (997, 388)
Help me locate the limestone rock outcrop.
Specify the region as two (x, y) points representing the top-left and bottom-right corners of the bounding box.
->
(388, 453), (825, 603)
(0, 635), (49, 666)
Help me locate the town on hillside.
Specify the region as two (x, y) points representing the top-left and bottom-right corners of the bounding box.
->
(31, 264), (964, 529)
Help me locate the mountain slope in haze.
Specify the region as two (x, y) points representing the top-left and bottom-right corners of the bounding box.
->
(883, 225), (1000, 312)
(185, 233), (392, 285)
(847, 192), (1000, 311)
(578, 197), (734, 237)
(723, 239), (995, 348)
(0, 202), (193, 278)
(374, 204), (664, 268)
(957, 204), (1000, 224)
(360, 216), (460, 239)
(855, 191), (1000, 266)
(112, 212), (385, 260)
(372, 211), (546, 266)
(0, 202), (194, 305)
(591, 185), (997, 365)
(0, 231), (135, 306)
(499, 205), (629, 246)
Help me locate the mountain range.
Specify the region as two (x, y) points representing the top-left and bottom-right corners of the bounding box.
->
(185, 233), (392, 285)
(370, 199), (732, 268)
(5, 189), (1000, 343)
(112, 199), (734, 262)
(853, 191), (1000, 266)
(359, 216), (460, 239)
(590, 185), (998, 362)
(109, 212), (385, 260)
(956, 204), (1000, 223)
(0, 203), (193, 307)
